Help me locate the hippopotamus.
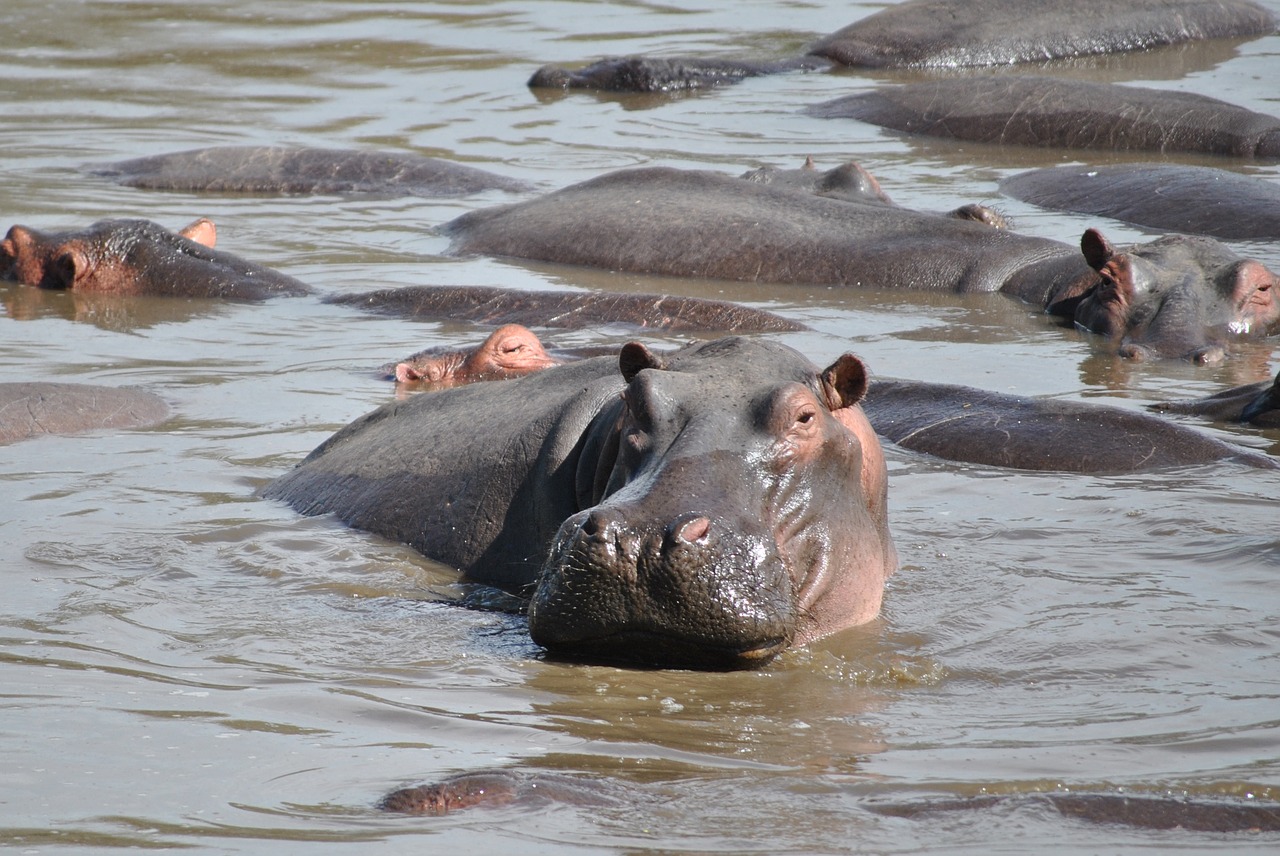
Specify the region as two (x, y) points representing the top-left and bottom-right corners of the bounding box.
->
(1150, 369), (1280, 427)
(0, 382), (169, 445)
(529, 0), (1276, 91)
(264, 337), (897, 669)
(383, 324), (561, 384)
(441, 164), (1280, 361)
(376, 768), (1280, 834)
(1001, 164), (1280, 242)
(863, 379), (1276, 472)
(0, 218), (311, 300)
(806, 77), (1280, 159)
(327, 283), (806, 333)
(89, 146), (532, 197)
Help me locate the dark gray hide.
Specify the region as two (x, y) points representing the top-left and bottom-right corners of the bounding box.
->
(1002, 163), (1280, 241)
(0, 382), (169, 444)
(90, 146), (532, 197)
(806, 76), (1280, 159)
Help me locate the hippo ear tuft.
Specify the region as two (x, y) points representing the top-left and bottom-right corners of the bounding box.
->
(1081, 228), (1115, 271)
(619, 342), (664, 382)
(820, 353), (868, 411)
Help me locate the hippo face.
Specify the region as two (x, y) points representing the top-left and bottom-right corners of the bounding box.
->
(0, 218), (310, 300)
(528, 338), (896, 669)
(1071, 229), (1279, 362)
(393, 324), (560, 384)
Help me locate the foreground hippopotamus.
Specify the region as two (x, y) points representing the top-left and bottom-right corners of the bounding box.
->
(89, 146), (532, 197)
(327, 283), (806, 333)
(0, 382), (169, 444)
(384, 324), (561, 384)
(0, 218), (311, 300)
(1150, 370), (1280, 427)
(442, 165), (1280, 361)
(264, 337), (897, 669)
(1001, 164), (1280, 242)
(806, 76), (1280, 159)
(530, 0), (1275, 91)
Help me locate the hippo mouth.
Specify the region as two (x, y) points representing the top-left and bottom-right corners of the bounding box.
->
(538, 629), (791, 671)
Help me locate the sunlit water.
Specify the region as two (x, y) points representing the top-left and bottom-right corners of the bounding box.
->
(2, 1), (1279, 852)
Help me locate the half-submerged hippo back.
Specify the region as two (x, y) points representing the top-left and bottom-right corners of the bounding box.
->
(264, 337), (897, 669)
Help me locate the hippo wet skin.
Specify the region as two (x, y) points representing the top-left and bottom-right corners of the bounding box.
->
(264, 337), (897, 669)
(0, 217), (311, 300)
(1001, 163), (1280, 242)
(89, 145), (532, 197)
(529, 0), (1276, 91)
(442, 165), (1280, 361)
(1151, 369), (1280, 427)
(0, 382), (169, 445)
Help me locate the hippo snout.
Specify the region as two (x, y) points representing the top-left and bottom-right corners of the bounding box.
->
(528, 506), (796, 670)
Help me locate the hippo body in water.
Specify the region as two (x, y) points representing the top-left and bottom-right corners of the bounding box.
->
(90, 146), (532, 197)
(806, 77), (1280, 160)
(1151, 370), (1280, 427)
(264, 337), (897, 670)
(442, 164), (1280, 362)
(327, 282), (806, 333)
(0, 382), (170, 445)
(530, 0), (1276, 91)
(0, 218), (311, 300)
(1001, 164), (1280, 242)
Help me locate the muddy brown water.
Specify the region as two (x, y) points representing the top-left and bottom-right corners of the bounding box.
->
(2, 1), (1279, 852)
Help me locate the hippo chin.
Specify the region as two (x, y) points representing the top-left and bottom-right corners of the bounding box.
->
(264, 337), (896, 670)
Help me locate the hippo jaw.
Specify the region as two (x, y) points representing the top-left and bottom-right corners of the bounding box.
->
(528, 499), (798, 670)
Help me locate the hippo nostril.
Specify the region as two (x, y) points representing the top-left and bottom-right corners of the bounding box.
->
(580, 510), (614, 539)
(672, 514), (711, 544)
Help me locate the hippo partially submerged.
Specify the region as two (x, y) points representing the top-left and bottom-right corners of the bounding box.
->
(0, 382), (170, 445)
(806, 76), (1280, 160)
(264, 337), (897, 669)
(327, 283), (805, 333)
(385, 324), (561, 384)
(0, 218), (311, 300)
(442, 164), (1280, 361)
(89, 146), (532, 198)
(1150, 370), (1280, 427)
(1001, 164), (1280, 242)
(530, 0), (1276, 91)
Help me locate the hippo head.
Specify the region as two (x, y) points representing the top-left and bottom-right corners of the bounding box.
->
(1071, 229), (1279, 363)
(394, 324), (560, 384)
(0, 217), (308, 300)
(1, 218), (217, 292)
(528, 337), (897, 670)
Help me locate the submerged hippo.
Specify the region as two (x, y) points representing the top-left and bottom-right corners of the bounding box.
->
(0, 218), (311, 300)
(1001, 164), (1280, 242)
(530, 0), (1275, 91)
(442, 165), (1280, 361)
(264, 337), (897, 669)
(864, 380), (1275, 472)
(0, 382), (170, 445)
(89, 146), (532, 197)
(327, 283), (806, 333)
(384, 324), (561, 384)
(806, 77), (1280, 159)
(1150, 370), (1280, 427)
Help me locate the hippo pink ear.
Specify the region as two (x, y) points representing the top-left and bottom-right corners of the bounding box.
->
(820, 353), (868, 411)
(619, 342), (664, 382)
(1081, 228), (1116, 271)
(179, 218), (217, 248)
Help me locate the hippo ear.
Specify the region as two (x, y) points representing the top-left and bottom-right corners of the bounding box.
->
(1081, 228), (1116, 271)
(179, 218), (217, 248)
(820, 353), (869, 411)
(619, 342), (664, 382)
